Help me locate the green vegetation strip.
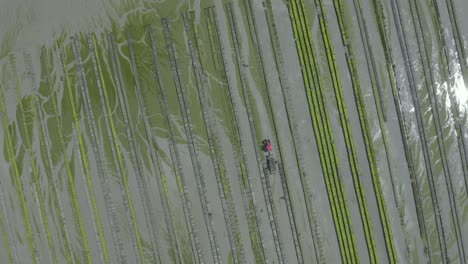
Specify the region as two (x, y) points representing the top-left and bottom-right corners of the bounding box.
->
(0, 203), (15, 263)
(0, 85), (36, 263)
(10, 54), (58, 264)
(73, 34), (126, 263)
(86, 33), (146, 263)
(39, 47), (78, 264)
(288, 0), (358, 262)
(330, 0), (399, 262)
(56, 41), (111, 262)
(126, 31), (166, 264)
(56, 43), (97, 264)
(313, 1), (380, 261)
(0, 171), (16, 263)
(203, 7), (266, 263)
(1, 59), (37, 264)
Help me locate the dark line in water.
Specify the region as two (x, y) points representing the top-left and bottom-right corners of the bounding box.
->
(87, 33), (148, 263)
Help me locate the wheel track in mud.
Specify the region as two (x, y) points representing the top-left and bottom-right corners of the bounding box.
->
(224, 3), (286, 263)
(263, 0), (326, 262)
(408, 0), (466, 261)
(184, 11), (247, 264)
(148, 25), (203, 264)
(388, 0), (449, 261)
(163, 17), (223, 264)
(204, 7), (267, 263)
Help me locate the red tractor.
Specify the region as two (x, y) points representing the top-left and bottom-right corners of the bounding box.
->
(262, 139), (276, 174)
(262, 139), (273, 153)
